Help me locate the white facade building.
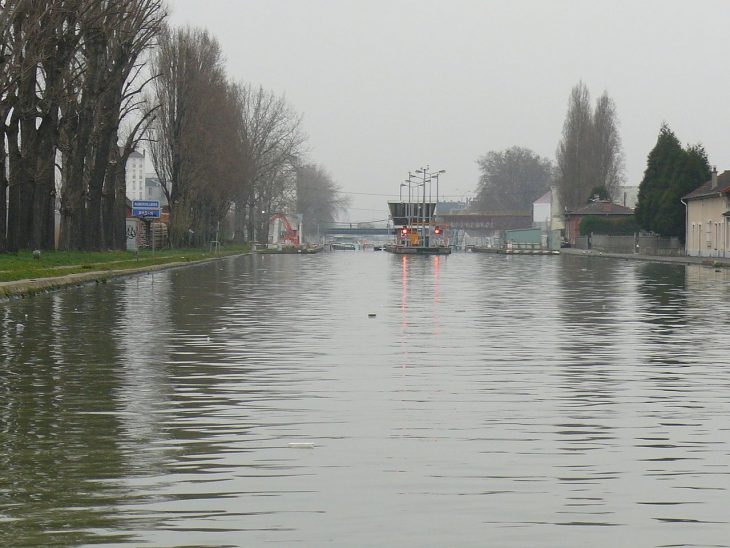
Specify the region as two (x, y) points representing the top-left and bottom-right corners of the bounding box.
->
(125, 150), (146, 201)
(617, 185), (639, 208)
(532, 190), (551, 229)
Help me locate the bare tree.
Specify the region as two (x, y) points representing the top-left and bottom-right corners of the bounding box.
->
(232, 84), (305, 241)
(555, 82), (625, 210)
(0, 0), (21, 251)
(105, 77), (160, 249)
(3, 0), (74, 251)
(148, 26), (243, 246)
(81, 0), (165, 250)
(0, 0), (165, 251)
(295, 163), (349, 242)
(592, 92), (624, 200)
(555, 82), (593, 209)
(474, 146), (553, 211)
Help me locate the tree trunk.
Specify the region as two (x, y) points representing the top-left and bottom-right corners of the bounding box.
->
(113, 159), (128, 250)
(247, 201), (256, 242)
(33, 115), (57, 250)
(0, 131), (6, 253)
(102, 143), (118, 250)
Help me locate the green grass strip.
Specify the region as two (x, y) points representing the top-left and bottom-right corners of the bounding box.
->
(0, 244), (251, 283)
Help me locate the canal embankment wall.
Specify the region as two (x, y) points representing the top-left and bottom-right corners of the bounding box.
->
(560, 246), (730, 266)
(574, 234), (683, 256)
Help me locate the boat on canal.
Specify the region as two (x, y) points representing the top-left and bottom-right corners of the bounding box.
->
(331, 242), (357, 250)
(384, 242), (451, 255)
(255, 243), (324, 254)
(385, 166), (451, 255)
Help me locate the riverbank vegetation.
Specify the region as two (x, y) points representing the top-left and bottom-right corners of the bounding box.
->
(473, 147), (553, 211)
(472, 81), (624, 214)
(0, 0), (347, 254)
(471, 80), (712, 243)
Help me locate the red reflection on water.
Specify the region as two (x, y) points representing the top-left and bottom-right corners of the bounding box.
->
(400, 255), (409, 369)
(401, 255), (408, 325)
(432, 255), (440, 336)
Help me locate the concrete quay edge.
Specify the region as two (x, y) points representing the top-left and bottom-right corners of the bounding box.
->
(559, 247), (730, 266)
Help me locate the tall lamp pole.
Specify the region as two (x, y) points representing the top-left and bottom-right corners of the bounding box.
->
(432, 169), (446, 206)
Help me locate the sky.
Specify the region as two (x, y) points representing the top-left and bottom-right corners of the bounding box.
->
(168, 0), (730, 222)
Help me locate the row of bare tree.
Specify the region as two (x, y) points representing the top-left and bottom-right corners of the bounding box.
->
(1, 0), (165, 252)
(2, 1), (346, 251)
(147, 27), (308, 247)
(472, 82), (624, 214)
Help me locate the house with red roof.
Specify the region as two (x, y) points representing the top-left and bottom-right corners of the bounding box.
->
(564, 200), (634, 246)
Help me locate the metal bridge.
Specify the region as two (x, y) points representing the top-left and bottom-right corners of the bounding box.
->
(323, 227), (391, 236)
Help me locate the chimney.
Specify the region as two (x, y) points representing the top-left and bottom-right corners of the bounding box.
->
(711, 167), (718, 190)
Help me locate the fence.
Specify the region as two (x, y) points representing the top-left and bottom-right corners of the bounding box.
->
(574, 233), (684, 256)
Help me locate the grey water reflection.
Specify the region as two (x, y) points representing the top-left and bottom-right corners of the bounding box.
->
(2, 253), (730, 546)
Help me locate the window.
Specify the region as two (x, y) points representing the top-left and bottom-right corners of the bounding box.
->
(716, 223), (720, 250)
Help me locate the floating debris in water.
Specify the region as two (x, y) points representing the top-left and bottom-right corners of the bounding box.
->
(288, 442), (315, 449)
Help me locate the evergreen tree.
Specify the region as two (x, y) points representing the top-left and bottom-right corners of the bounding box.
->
(635, 125), (709, 239)
(587, 185), (610, 202)
(635, 124), (682, 232)
(658, 144), (709, 238)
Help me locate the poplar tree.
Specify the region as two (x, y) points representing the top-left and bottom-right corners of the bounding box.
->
(555, 82), (625, 209)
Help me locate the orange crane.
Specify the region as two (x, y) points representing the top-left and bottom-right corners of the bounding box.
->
(270, 213), (299, 246)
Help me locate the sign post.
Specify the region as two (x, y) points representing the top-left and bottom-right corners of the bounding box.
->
(132, 200), (161, 257)
(132, 200), (161, 219)
(126, 218), (138, 251)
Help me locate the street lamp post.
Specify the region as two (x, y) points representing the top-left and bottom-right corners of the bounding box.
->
(397, 168), (445, 248)
(432, 169), (446, 206)
(406, 173), (418, 230)
(410, 166), (445, 248)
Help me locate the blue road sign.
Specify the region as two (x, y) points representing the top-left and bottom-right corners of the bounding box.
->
(132, 200), (160, 218)
(132, 200), (160, 208)
(132, 208), (161, 218)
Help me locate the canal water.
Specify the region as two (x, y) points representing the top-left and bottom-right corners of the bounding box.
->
(2, 252), (730, 547)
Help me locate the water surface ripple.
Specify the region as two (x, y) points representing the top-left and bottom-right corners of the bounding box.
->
(2, 252), (730, 546)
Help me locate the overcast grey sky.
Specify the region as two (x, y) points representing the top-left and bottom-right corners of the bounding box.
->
(169, 0), (730, 222)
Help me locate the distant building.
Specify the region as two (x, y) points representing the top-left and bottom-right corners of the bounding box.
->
(532, 190), (551, 229)
(434, 200), (468, 215)
(125, 150), (146, 201)
(549, 186), (565, 233)
(564, 200), (634, 246)
(144, 176), (168, 205)
(683, 169), (730, 258)
(617, 185), (639, 208)
(436, 210), (532, 247)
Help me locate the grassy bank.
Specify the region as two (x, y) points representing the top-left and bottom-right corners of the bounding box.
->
(0, 244), (251, 283)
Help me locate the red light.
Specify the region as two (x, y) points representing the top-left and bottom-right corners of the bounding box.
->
(434, 226), (442, 235)
(401, 227), (408, 235)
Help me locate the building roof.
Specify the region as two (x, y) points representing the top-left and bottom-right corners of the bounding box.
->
(682, 170), (730, 200)
(435, 200), (468, 215)
(566, 200), (634, 216)
(533, 190), (551, 204)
